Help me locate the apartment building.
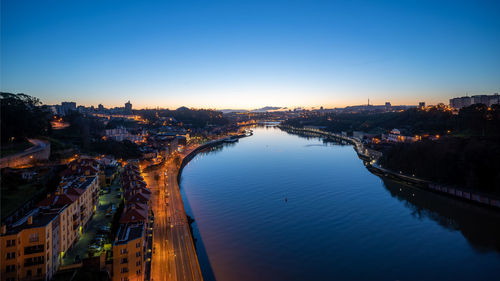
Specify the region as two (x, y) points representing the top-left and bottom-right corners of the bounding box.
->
(62, 158), (105, 188)
(0, 208), (61, 281)
(449, 93), (500, 109)
(0, 158), (103, 281)
(63, 176), (99, 227)
(112, 222), (146, 281)
(37, 192), (80, 260)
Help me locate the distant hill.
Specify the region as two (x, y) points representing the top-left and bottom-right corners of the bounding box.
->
(251, 106), (283, 113)
(221, 106), (285, 114)
(220, 109), (249, 114)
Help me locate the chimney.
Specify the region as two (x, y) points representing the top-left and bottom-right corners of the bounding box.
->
(1, 225), (6, 235)
(56, 187), (63, 195)
(27, 216), (33, 225)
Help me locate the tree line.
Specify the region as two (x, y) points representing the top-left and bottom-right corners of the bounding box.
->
(283, 104), (500, 194)
(284, 104), (500, 137)
(138, 106), (228, 128)
(378, 137), (500, 194)
(1, 92), (52, 143)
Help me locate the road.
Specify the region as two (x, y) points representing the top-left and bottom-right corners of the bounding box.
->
(145, 145), (203, 281)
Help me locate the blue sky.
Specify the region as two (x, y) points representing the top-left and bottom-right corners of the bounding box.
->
(1, 0), (499, 109)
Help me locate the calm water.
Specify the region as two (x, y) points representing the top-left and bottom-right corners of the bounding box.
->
(179, 126), (500, 281)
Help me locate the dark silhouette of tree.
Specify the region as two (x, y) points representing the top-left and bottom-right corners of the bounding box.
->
(1, 92), (51, 142)
(89, 140), (142, 159)
(138, 107), (228, 128)
(378, 137), (500, 194)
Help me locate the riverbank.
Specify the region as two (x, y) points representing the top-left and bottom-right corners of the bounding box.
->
(279, 125), (500, 210)
(177, 133), (250, 184)
(174, 126), (500, 281)
(172, 132), (251, 280)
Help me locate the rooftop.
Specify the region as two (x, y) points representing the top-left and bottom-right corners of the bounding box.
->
(3, 207), (60, 236)
(115, 222), (144, 245)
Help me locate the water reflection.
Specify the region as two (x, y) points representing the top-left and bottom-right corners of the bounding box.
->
(180, 126), (500, 281)
(281, 128), (351, 146)
(382, 178), (500, 253)
(285, 127), (500, 253)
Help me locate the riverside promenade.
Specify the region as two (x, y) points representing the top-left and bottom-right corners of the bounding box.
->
(146, 134), (248, 281)
(278, 125), (370, 158)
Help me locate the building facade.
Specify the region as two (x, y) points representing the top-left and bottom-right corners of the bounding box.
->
(112, 164), (152, 281)
(1, 208), (60, 281)
(449, 93), (499, 109)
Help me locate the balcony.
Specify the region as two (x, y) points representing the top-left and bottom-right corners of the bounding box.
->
(24, 245), (44, 255)
(24, 260), (45, 266)
(24, 256), (44, 266)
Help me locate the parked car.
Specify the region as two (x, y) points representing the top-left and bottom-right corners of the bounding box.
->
(99, 225), (111, 232)
(92, 237), (105, 246)
(88, 244), (102, 252)
(96, 234), (107, 240)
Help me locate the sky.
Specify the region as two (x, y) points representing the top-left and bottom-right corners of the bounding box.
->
(1, 0), (499, 109)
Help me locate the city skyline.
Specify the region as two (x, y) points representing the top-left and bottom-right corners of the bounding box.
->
(1, 0), (499, 109)
(1, 1), (500, 281)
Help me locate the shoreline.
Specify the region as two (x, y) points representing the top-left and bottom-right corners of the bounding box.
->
(174, 132), (251, 281)
(279, 125), (500, 210)
(177, 133), (249, 184)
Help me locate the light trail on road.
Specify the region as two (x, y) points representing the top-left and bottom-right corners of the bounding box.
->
(145, 147), (203, 281)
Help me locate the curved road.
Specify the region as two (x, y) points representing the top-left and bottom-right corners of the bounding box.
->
(145, 147), (203, 281)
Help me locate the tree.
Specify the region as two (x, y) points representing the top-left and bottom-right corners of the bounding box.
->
(0, 92), (51, 142)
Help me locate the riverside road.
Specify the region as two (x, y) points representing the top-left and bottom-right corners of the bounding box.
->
(144, 147), (203, 281)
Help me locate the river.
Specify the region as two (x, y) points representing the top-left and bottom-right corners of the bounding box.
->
(179, 126), (500, 281)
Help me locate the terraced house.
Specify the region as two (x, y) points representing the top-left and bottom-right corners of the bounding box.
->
(112, 164), (152, 281)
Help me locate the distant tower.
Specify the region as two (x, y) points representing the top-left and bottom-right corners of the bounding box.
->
(418, 102), (425, 109)
(385, 102), (391, 111)
(125, 100), (132, 113)
(368, 98), (370, 106)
